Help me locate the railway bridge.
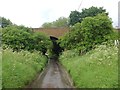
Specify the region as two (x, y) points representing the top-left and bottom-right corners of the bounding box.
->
(32, 27), (69, 38)
(32, 27), (70, 56)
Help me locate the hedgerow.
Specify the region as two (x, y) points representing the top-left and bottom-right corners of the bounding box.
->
(59, 13), (116, 55)
(2, 25), (52, 54)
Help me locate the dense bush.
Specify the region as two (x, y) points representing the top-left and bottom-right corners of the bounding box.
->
(2, 25), (52, 54)
(59, 13), (115, 55)
(2, 25), (31, 51)
(31, 32), (52, 54)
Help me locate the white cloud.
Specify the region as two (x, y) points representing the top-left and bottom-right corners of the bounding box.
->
(0, 0), (119, 28)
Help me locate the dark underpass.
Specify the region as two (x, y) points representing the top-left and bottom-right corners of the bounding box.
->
(50, 36), (62, 59)
(26, 36), (74, 88)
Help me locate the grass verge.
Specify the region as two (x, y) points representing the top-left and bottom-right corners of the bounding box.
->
(0, 47), (2, 89)
(60, 44), (118, 88)
(2, 48), (47, 88)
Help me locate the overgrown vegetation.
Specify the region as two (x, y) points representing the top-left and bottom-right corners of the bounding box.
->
(60, 43), (118, 88)
(1, 6), (119, 88)
(2, 25), (52, 54)
(2, 48), (47, 88)
(59, 13), (115, 55)
(69, 6), (108, 26)
(1, 17), (52, 88)
(59, 6), (118, 88)
(0, 18), (2, 89)
(0, 47), (2, 90)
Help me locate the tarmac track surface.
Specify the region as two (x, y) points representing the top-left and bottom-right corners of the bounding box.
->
(26, 59), (74, 88)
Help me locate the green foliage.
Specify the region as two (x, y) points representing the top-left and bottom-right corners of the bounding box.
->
(2, 25), (52, 54)
(69, 11), (81, 26)
(42, 17), (68, 28)
(59, 13), (114, 54)
(60, 44), (118, 88)
(0, 48), (1, 90)
(80, 6), (108, 22)
(2, 48), (47, 88)
(1, 17), (51, 88)
(69, 6), (107, 26)
(31, 32), (52, 54)
(53, 17), (68, 27)
(0, 28), (1, 47)
(1, 17), (12, 28)
(42, 22), (53, 28)
(2, 25), (31, 51)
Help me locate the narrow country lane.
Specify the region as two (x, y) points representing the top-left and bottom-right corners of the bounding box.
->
(26, 59), (74, 88)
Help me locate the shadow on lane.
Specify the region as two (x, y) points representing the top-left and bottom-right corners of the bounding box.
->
(26, 59), (74, 88)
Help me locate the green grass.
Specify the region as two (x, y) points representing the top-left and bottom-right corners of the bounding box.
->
(0, 47), (2, 89)
(60, 44), (118, 88)
(2, 48), (47, 88)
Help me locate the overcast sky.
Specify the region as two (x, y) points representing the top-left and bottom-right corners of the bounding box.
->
(1, 0), (119, 28)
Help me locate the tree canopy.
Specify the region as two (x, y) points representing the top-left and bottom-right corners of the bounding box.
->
(42, 17), (68, 28)
(59, 13), (114, 54)
(69, 11), (81, 26)
(69, 6), (108, 26)
(2, 25), (52, 54)
(1, 17), (13, 28)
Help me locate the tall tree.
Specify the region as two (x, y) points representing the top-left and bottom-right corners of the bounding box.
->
(69, 11), (81, 26)
(69, 6), (108, 26)
(1, 17), (12, 28)
(80, 6), (108, 22)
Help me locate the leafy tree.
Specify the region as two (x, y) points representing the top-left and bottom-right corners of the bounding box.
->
(69, 6), (108, 26)
(80, 6), (108, 22)
(2, 25), (52, 54)
(1, 17), (12, 28)
(59, 13), (114, 55)
(42, 17), (68, 28)
(69, 11), (81, 26)
(52, 17), (68, 27)
(42, 22), (53, 28)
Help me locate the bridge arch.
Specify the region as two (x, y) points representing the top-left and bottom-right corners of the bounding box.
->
(50, 36), (62, 59)
(32, 28), (69, 58)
